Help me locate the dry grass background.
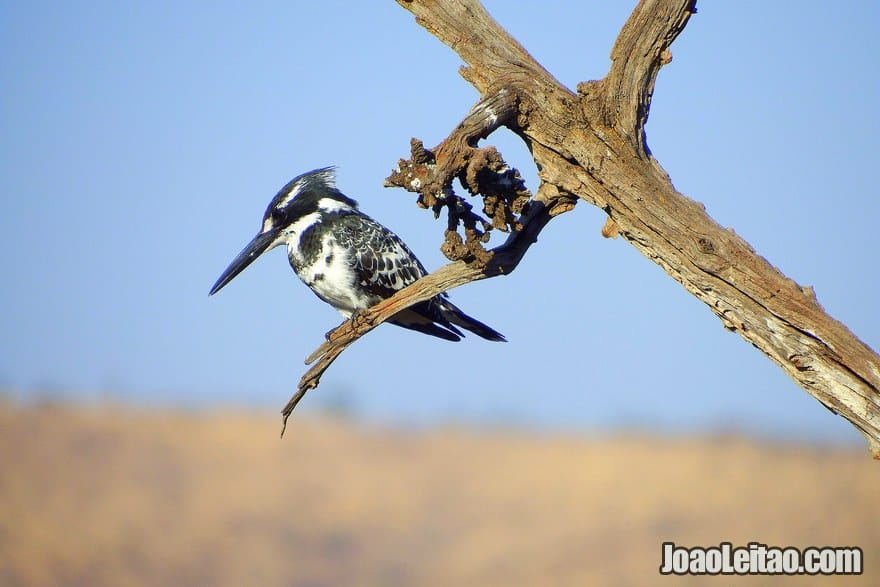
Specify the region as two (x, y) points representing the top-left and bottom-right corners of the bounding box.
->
(0, 399), (877, 586)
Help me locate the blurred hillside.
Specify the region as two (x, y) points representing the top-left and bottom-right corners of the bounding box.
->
(0, 400), (877, 586)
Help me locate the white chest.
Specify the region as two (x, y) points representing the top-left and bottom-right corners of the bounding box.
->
(288, 236), (370, 315)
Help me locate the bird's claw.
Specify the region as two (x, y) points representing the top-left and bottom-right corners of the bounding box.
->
(324, 310), (370, 341)
(349, 309), (370, 329)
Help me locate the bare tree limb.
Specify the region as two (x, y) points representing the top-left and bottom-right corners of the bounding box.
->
(282, 0), (880, 458)
(386, 0), (880, 456)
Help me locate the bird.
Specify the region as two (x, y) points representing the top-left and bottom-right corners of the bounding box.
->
(209, 167), (505, 342)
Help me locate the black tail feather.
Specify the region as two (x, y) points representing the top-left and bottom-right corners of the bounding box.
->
(432, 298), (507, 342)
(388, 299), (505, 342)
(390, 320), (462, 341)
(388, 305), (462, 341)
(438, 299), (506, 342)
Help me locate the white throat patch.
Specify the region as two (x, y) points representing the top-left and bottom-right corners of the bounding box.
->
(281, 211), (322, 263)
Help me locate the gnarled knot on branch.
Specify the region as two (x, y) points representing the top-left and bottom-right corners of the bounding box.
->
(384, 90), (532, 265)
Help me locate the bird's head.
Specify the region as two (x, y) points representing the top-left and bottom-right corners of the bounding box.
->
(209, 166), (358, 296)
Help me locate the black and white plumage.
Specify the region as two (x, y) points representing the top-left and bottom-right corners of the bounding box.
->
(209, 167), (505, 342)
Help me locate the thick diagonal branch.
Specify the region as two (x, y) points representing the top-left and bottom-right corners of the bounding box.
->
(397, 0), (880, 456)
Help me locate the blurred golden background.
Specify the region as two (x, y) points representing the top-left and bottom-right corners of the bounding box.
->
(2, 400), (877, 586)
(4, 1), (880, 585)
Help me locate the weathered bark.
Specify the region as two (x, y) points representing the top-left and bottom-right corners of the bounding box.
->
(285, 0), (880, 458)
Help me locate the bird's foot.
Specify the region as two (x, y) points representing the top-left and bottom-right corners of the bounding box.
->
(349, 309), (370, 329)
(324, 310), (370, 341)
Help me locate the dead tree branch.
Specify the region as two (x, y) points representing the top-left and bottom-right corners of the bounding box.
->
(282, 0), (880, 457)
(388, 0), (880, 456)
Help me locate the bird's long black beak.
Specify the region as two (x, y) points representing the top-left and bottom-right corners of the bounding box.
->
(209, 229), (280, 296)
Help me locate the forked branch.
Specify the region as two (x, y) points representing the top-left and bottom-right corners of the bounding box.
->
(281, 0), (880, 457)
(390, 0), (880, 456)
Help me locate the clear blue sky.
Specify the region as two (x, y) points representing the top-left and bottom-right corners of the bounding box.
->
(2, 1), (877, 443)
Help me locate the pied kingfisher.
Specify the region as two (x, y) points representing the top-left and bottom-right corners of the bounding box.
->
(209, 167), (505, 342)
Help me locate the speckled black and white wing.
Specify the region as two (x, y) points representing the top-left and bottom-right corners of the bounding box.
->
(327, 213), (466, 341)
(339, 212), (505, 342)
(333, 213), (428, 299)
